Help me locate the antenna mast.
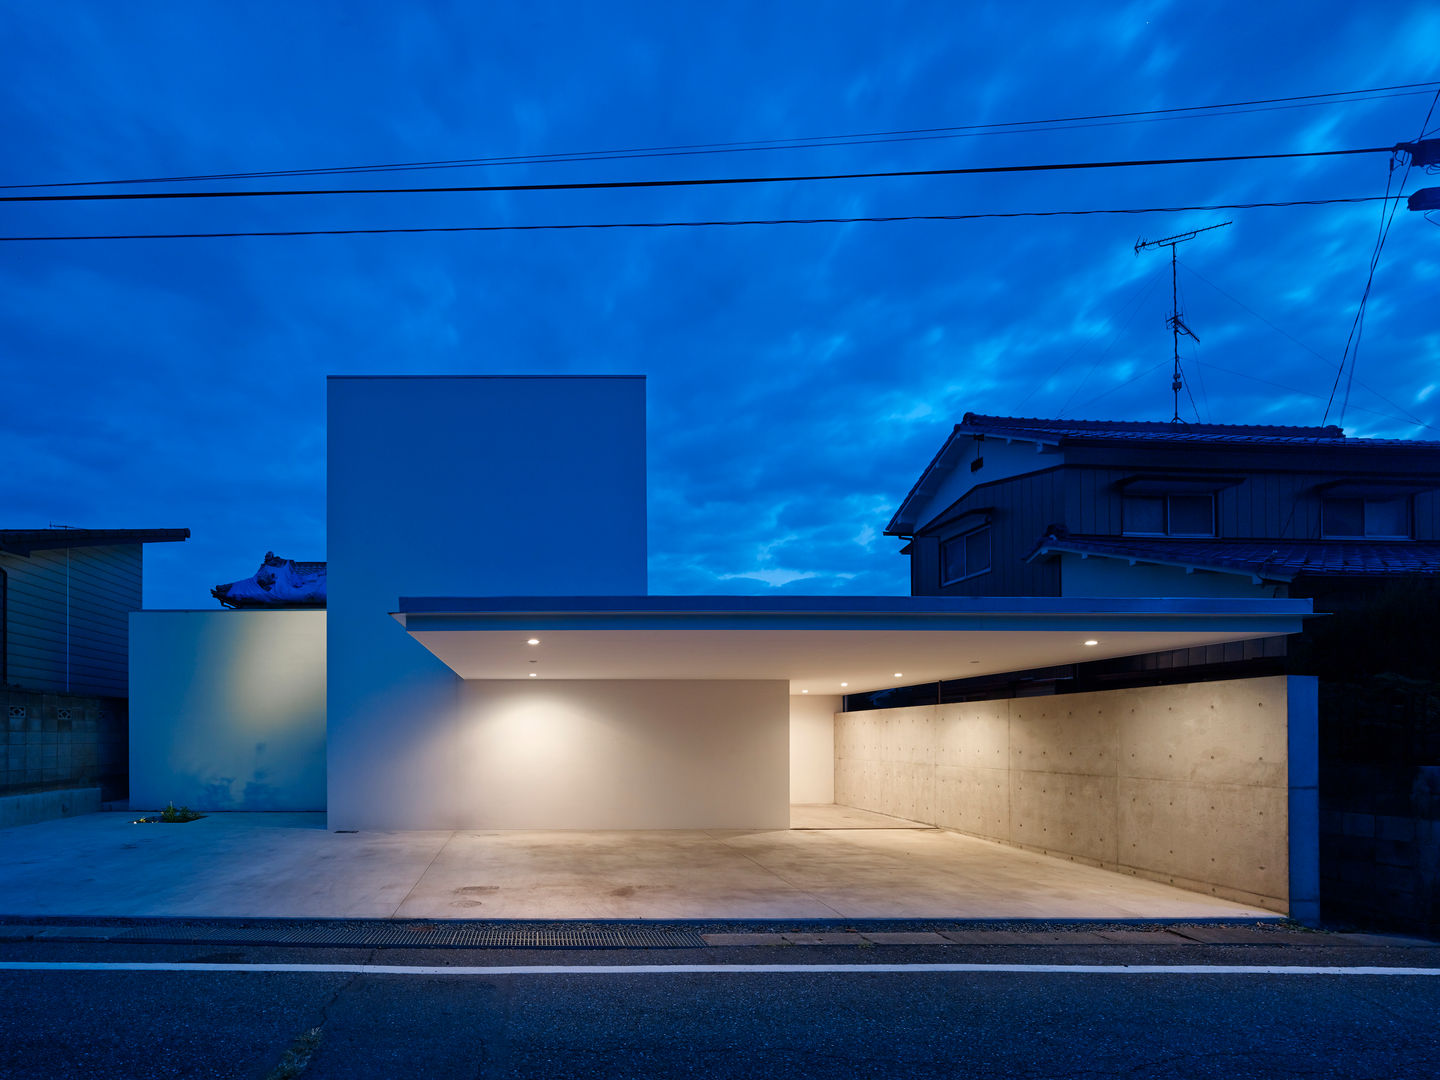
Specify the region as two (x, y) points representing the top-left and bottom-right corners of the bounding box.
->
(1134, 220), (1231, 422)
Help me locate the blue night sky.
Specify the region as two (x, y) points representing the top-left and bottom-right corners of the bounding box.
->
(3, 2), (1438, 608)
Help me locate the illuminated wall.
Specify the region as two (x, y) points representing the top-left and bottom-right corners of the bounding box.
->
(458, 679), (789, 828)
(835, 674), (1319, 918)
(129, 610), (326, 810)
(789, 693), (839, 804)
(326, 376), (648, 829)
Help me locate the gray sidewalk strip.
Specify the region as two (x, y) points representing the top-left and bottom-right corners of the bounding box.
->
(1, 921), (1434, 950)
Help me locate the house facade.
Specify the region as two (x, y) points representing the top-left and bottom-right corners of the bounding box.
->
(884, 414), (1440, 930)
(125, 381), (1323, 919)
(1, 527), (188, 819)
(886, 414), (1440, 601)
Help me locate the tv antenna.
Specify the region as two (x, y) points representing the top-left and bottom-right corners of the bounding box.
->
(1134, 220), (1231, 422)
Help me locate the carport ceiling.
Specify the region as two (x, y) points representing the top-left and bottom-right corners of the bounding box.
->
(393, 595), (1311, 695)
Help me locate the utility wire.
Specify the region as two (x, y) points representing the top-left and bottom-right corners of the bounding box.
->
(6, 81), (1434, 191)
(0, 146), (1397, 204)
(1338, 90), (1440, 425)
(1198, 358), (1440, 432)
(1178, 259), (1432, 429)
(0, 195), (1402, 243)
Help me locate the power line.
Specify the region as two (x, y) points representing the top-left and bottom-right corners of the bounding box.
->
(1323, 89), (1440, 425)
(0, 195), (1400, 243)
(6, 81), (1434, 191)
(1197, 358), (1439, 432)
(1178, 259), (1433, 429)
(0, 146), (1397, 204)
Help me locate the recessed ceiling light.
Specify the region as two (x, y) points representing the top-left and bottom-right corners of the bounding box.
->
(1084, 639), (1099, 646)
(801, 689), (809, 694)
(840, 682), (848, 688)
(527, 638), (540, 645)
(894, 672), (903, 678)
(528, 672), (538, 677)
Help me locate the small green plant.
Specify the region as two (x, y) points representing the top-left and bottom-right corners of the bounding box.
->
(134, 802), (205, 824)
(159, 802), (203, 823)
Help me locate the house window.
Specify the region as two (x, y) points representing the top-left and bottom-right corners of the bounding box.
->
(941, 526), (992, 584)
(1322, 496), (1410, 539)
(1123, 494), (1215, 537)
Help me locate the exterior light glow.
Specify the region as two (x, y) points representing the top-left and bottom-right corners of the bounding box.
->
(1084, 639), (1099, 646)
(527, 638), (540, 645)
(801, 689), (809, 694)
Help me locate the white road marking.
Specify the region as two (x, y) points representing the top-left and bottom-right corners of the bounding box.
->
(0, 962), (1438, 976)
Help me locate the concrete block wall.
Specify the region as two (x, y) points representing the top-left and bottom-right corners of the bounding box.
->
(836, 675), (1316, 914)
(2, 688), (127, 801)
(0, 786), (101, 828)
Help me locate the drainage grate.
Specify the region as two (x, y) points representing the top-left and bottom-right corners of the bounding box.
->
(110, 924), (706, 949)
(446, 927), (705, 949)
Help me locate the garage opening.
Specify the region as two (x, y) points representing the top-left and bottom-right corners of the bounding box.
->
(788, 673), (1314, 918)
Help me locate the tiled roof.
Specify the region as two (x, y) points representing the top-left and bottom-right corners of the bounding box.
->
(961, 413), (1440, 449)
(1028, 530), (1440, 581)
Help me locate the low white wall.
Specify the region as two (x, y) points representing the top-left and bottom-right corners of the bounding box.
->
(457, 680), (790, 828)
(129, 610), (327, 811)
(789, 694), (839, 804)
(835, 675), (1317, 914)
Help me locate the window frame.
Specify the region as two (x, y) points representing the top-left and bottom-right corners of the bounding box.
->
(1321, 494), (1412, 540)
(940, 525), (993, 585)
(1122, 492), (1216, 538)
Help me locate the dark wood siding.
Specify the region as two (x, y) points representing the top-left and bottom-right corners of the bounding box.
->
(1, 544), (141, 696)
(1062, 465), (1440, 541)
(901, 441), (1440, 597)
(917, 468), (1064, 596)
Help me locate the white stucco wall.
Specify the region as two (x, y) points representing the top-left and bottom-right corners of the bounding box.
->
(458, 680), (789, 828)
(910, 437), (1058, 532)
(835, 675), (1318, 917)
(326, 376), (648, 830)
(129, 610), (326, 811)
(789, 693), (839, 804)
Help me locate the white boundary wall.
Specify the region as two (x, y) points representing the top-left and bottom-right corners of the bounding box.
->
(129, 610), (326, 810)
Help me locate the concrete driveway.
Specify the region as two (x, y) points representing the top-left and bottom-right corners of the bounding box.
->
(0, 805), (1278, 920)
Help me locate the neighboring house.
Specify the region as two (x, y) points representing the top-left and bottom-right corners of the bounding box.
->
(886, 414), (1440, 931)
(0, 527), (189, 814)
(886, 414), (1440, 601)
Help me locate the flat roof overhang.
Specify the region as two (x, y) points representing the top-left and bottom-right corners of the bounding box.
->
(392, 595), (1313, 695)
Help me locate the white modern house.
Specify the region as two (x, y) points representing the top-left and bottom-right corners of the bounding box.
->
(130, 376), (1319, 919)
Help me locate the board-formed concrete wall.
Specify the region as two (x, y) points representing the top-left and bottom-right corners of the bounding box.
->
(129, 610), (326, 810)
(459, 680), (789, 828)
(835, 675), (1317, 915)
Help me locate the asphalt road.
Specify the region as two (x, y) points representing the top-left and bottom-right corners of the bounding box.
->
(1, 940), (1437, 1079)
